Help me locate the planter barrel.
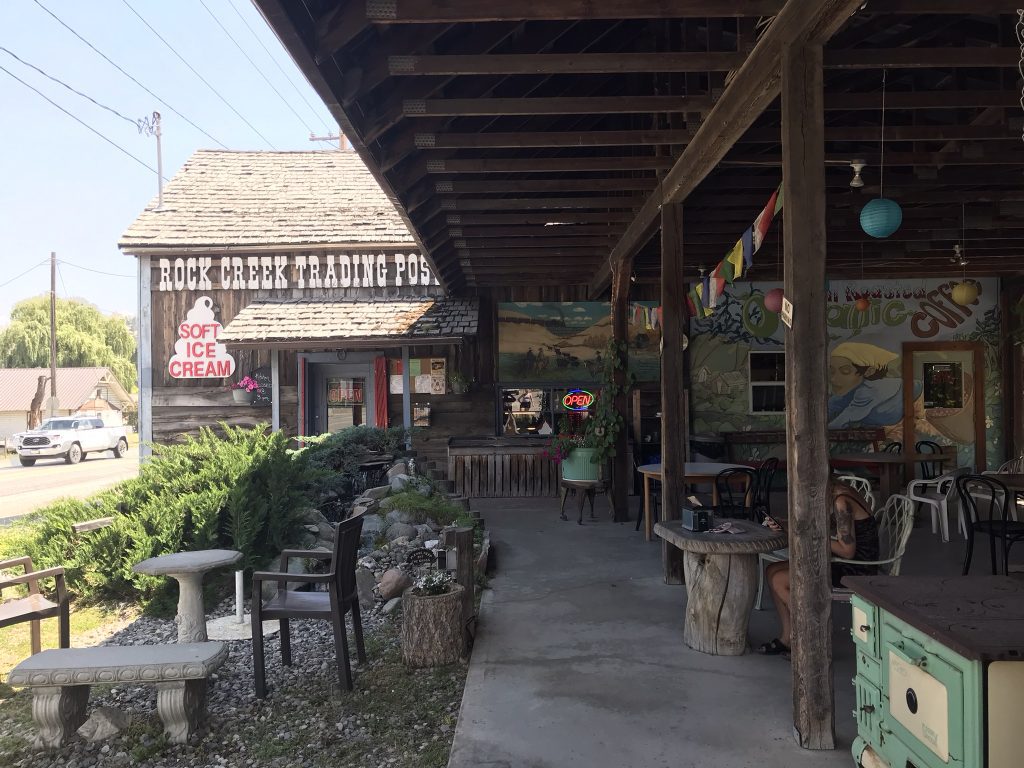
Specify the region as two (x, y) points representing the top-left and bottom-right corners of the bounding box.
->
(231, 389), (253, 404)
(560, 448), (599, 482)
(401, 584), (465, 667)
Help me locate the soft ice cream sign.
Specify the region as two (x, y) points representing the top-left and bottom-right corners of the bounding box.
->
(168, 297), (235, 378)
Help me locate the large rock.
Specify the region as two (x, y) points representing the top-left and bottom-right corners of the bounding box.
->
(386, 462), (409, 480)
(390, 474), (412, 492)
(414, 524), (435, 541)
(385, 509), (414, 525)
(355, 567), (376, 610)
(296, 507), (330, 526)
(377, 568), (413, 600)
(360, 514), (386, 535)
(364, 485), (392, 500)
(316, 522), (336, 542)
(387, 522), (418, 541)
(260, 553), (318, 600)
(78, 707), (130, 742)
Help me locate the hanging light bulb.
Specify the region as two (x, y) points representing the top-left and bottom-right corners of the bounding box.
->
(951, 210), (979, 305)
(849, 159), (866, 188)
(860, 72), (903, 238)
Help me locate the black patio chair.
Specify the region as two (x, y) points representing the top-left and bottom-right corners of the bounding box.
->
(715, 468), (757, 520)
(751, 457), (779, 523)
(252, 513), (366, 697)
(882, 441), (903, 454)
(916, 440), (944, 480)
(956, 474), (1024, 575)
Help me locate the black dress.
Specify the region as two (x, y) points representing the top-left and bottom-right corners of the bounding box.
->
(830, 494), (881, 588)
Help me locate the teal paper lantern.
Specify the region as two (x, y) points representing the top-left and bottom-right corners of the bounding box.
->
(860, 198), (903, 238)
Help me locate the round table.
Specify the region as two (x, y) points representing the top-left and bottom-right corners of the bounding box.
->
(654, 519), (786, 656)
(637, 462), (753, 541)
(133, 549), (242, 643)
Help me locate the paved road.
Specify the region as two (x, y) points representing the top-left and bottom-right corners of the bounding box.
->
(0, 448), (139, 523)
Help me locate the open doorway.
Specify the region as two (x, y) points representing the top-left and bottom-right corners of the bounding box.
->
(901, 341), (985, 470)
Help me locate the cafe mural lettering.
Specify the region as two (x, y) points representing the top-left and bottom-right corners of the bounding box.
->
(168, 296), (236, 379)
(156, 253), (440, 291)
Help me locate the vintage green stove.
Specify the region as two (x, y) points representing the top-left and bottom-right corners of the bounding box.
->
(845, 576), (1024, 768)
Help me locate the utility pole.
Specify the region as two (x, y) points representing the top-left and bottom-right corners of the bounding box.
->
(49, 251), (58, 417)
(138, 111), (163, 208)
(309, 131), (345, 149)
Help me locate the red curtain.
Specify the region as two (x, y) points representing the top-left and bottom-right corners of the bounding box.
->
(374, 356), (389, 427)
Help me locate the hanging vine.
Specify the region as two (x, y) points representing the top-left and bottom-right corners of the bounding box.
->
(586, 338), (637, 463)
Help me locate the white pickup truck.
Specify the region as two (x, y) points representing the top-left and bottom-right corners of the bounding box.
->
(13, 417), (129, 466)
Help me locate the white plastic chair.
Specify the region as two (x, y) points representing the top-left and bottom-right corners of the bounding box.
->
(831, 494), (915, 601)
(907, 467), (970, 542)
(835, 474), (876, 512)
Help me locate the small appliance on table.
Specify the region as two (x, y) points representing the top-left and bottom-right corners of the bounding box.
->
(843, 575), (1024, 768)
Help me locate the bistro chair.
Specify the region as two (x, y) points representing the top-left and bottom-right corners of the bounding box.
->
(982, 457), (1024, 521)
(882, 441), (903, 454)
(714, 468), (757, 520)
(915, 440), (944, 480)
(956, 475), (1024, 575)
(831, 494), (915, 602)
(751, 458), (779, 522)
(907, 466), (970, 542)
(0, 557), (70, 656)
(251, 514), (366, 698)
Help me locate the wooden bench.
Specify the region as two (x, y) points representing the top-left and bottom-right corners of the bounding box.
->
(721, 428), (886, 462)
(8, 642), (228, 747)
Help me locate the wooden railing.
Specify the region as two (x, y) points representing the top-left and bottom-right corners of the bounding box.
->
(448, 438), (559, 498)
(721, 428), (886, 462)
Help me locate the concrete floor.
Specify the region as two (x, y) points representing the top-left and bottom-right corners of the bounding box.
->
(448, 494), (968, 768)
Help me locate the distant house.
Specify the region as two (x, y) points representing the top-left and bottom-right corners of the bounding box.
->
(0, 367), (132, 443)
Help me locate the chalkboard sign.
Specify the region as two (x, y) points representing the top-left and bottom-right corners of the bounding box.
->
(250, 366), (272, 406)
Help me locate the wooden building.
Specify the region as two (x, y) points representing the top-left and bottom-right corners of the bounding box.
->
(244, 0), (1024, 749)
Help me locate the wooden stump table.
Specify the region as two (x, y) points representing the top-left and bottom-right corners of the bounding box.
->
(655, 519), (786, 656)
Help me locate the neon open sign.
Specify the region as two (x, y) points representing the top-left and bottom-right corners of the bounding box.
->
(562, 389), (595, 411)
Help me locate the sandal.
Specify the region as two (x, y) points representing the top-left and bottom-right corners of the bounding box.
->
(757, 638), (790, 656)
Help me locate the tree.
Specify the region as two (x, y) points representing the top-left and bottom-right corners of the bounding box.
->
(0, 296), (136, 390)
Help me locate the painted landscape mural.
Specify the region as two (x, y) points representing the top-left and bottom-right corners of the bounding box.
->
(498, 302), (662, 382)
(689, 278), (1002, 469)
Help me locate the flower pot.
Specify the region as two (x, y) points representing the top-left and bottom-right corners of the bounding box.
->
(231, 388), (254, 404)
(560, 447), (599, 482)
(401, 583), (465, 667)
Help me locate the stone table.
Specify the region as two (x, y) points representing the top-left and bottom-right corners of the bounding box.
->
(133, 550), (241, 642)
(655, 519), (786, 656)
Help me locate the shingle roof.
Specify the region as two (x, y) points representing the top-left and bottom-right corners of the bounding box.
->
(218, 299), (478, 348)
(0, 368), (131, 413)
(118, 150), (416, 250)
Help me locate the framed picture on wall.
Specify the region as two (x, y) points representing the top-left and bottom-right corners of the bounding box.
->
(923, 362), (963, 409)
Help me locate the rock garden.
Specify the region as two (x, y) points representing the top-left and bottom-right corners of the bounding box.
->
(0, 425), (489, 768)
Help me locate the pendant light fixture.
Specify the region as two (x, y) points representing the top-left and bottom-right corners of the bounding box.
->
(860, 71), (903, 238)
(952, 205), (979, 306)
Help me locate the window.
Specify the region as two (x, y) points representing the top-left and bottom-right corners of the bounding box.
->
(749, 351), (786, 414)
(499, 387), (592, 436)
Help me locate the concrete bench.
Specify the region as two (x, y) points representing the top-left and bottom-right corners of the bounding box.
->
(8, 642), (228, 747)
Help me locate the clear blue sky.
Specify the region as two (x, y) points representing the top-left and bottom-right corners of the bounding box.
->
(0, 0), (337, 324)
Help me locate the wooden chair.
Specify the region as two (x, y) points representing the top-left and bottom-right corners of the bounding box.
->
(956, 475), (1024, 576)
(0, 557), (70, 655)
(831, 494), (915, 602)
(251, 514), (366, 698)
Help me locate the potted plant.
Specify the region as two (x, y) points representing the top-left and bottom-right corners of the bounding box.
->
(541, 416), (601, 482)
(229, 375), (261, 404)
(401, 570), (465, 667)
(448, 371), (472, 395)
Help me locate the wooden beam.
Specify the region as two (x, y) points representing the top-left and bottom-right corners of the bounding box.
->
(367, 0), (785, 23)
(589, 0), (897, 296)
(445, 212), (636, 225)
(415, 129), (693, 149)
(436, 178), (657, 194)
(824, 46), (1019, 69)
(314, 1), (369, 62)
(824, 90), (1019, 110)
(660, 200), (687, 585)
(454, 236), (614, 248)
(441, 196), (645, 210)
(450, 224), (625, 237)
(457, 247), (600, 258)
(403, 95), (715, 117)
(390, 51), (746, 76)
(609, 258), (632, 524)
(782, 41), (834, 751)
(427, 156), (674, 173)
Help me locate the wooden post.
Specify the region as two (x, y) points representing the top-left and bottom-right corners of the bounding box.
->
(137, 255), (153, 459)
(782, 41), (834, 750)
(660, 200), (687, 585)
(609, 259), (632, 523)
(270, 349), (280, 431)
(401, 345), (412, 449)
(444, 525), (475, 651)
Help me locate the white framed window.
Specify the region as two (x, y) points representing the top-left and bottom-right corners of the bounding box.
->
(749, 350), (786, 414)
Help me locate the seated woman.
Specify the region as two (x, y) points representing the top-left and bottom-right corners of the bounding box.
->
(759, 477), (880, 655)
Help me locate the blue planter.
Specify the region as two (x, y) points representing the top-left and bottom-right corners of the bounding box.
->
(561, 448), (599, 481)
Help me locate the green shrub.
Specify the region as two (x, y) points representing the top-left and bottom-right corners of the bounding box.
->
(297, 425), (406, 502)
(380, 490), (464, 526)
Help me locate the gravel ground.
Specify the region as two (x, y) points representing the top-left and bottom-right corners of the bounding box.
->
(0, 593), (469, 768)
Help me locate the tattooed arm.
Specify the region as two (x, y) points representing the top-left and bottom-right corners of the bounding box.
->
(830, 495), (857, 559)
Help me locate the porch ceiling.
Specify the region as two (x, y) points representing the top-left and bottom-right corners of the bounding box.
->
(254, 1), (1024, 294)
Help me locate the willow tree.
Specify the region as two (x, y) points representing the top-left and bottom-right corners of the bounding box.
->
(0, 296), (136, 390)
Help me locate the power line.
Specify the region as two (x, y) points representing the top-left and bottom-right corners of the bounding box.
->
(199, 0), (316, 136)
(30, 0), (227, 149)
(0, 46), (138, 128)
(0, 63), (163, 179)
(119, 0), (276, 149)
(55, 262), (70, 298)
(226, 0), (333, 133)
(0, 259), (49, 290)
(58, 260), (135, 279)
